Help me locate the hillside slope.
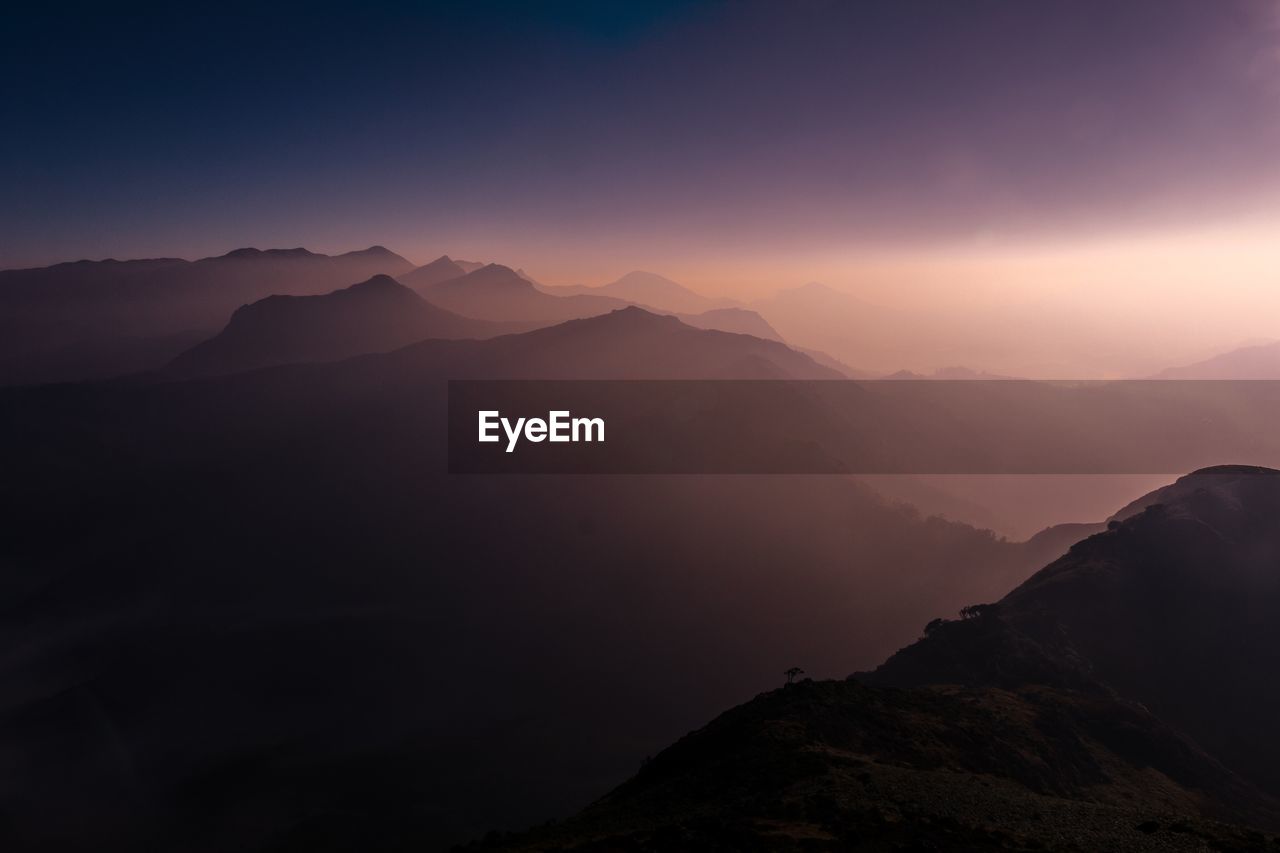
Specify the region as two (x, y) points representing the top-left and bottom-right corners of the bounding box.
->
(478, 679), (1278, 852)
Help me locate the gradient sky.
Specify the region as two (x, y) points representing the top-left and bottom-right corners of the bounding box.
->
(5, 0), (1280, 298)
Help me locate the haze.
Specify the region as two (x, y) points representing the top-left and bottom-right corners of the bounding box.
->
(6, 0), (1280, 376)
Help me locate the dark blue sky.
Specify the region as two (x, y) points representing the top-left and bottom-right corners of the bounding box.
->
(5, 0), (1279, 279)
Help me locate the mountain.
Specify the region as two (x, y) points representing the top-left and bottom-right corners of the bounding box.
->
(541, 271), (737, 315)
(397, 255), (467, 292)
(480, 680), (1278, 852)
(671, 307), (782, 341)
(794, 347), (874, 379)
(420, 263), (634, 324)
(393, 306), (843, 380)
(481, 467), (1280, 851)
(0, 246), (413, 385)
(866, 465), (1280, 795)
(883, 366), (1020, 380)
(166, 275), (522, 378)
(0, 250), (781, 385)
(1154, 341), (1280, 379)
(424, 265), (791, 343)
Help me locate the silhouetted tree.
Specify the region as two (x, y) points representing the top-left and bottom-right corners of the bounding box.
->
(959, 603), (993, 620)
(784, 667), (805, 685)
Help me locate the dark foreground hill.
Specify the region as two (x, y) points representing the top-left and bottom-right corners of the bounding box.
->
(867, 466), (1280, 794)
(477, 680), (1278, 852)
(479, 467), (1280, 851)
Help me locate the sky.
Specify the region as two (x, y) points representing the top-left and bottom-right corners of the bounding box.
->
(5, 0), (1280, 302)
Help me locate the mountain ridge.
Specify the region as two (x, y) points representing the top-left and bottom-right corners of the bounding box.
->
(540, 270), (738, 315)
(166, 274), (525, 377)
(0, 246), (415, 384)
(479, 466), (1280, 850)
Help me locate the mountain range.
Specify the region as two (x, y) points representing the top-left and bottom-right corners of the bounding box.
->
(414, 262), (635, 323)
(0, 250), (802, 385)
(0, 246), (412, 384)
(407, 261), (788, 344)
(8, 246), (1278, 385)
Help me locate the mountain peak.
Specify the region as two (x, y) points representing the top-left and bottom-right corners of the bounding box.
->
(795, 280), (834, 293)
(447, 263), (529, 289)
(346, 273), (406, 293)
(398, 255), (467, 293)
(614, 270), (678, 286)
(1184, 464), (1280, 478)
(345, 245), (395, 257)
(571, 269), (733, 314)
(594, 305), (681, 326)
(221, 247), (317, 259)
(339, 245), (412, 266)
(166, 274), (504, 378)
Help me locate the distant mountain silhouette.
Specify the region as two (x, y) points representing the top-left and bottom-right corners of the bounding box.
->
(542, 270), (737, 315)
(167, 275), (523, 377)
(390, 306), (842, 380)
(789, 347), (871, 379)
(883, 366), (1019, 380)
(0, 250), (795, 385)
(170, 295), (820, 381)
(0, 246), (413, 385)
(419, 263), (634, 324)
(422, 264), (795, 346)
(397, 254), (467, 292)
(672, 307), (781, 341)
(1154, 341), (1280, 378)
